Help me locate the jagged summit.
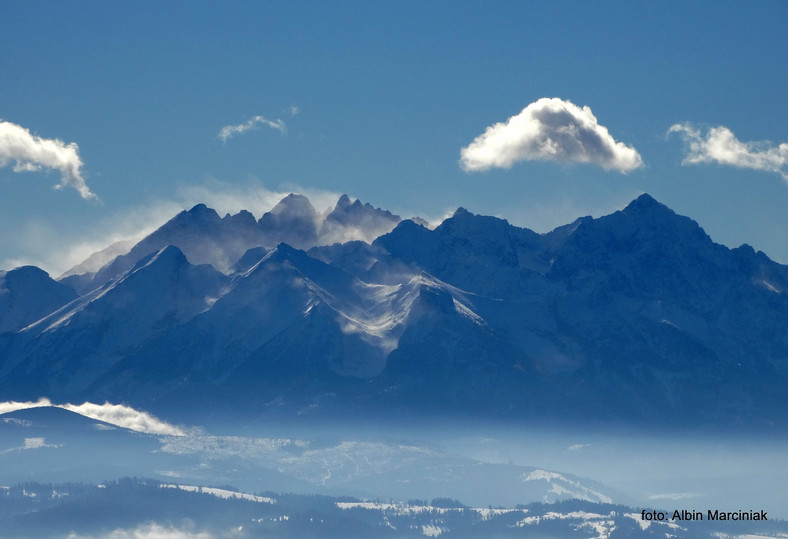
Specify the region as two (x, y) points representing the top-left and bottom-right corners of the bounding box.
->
(184, 203), (221, 221)
(319, 194), (401, 245)
(223, 209), (257, 227)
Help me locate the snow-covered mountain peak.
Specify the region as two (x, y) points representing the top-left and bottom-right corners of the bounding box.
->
(129, 244), (188, 273)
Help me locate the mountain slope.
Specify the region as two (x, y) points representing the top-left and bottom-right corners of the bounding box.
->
(0, 246), (228, 400)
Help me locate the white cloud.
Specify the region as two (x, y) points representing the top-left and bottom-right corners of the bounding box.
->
(0, 398), (185, 436)
(460, 97), (643, 173)
(668, 123), (788, 180)
(0, 119), (96, 199)
(218, 115), (286, 142)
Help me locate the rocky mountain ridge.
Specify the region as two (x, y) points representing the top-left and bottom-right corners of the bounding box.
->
(1, 193), (786, 428)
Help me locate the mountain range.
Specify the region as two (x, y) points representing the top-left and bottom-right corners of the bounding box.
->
(1, 193), (786, 429)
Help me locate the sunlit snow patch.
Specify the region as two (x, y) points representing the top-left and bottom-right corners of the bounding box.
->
(160, 484), (275, 504)
(522, 470), (612, 503)
(516, 511), (618, 539)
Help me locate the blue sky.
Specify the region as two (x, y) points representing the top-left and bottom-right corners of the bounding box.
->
(1, 1), (786, 273)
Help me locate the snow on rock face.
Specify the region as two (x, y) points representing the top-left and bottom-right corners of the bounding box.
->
(61, 203), (264, 293)
(0, 247), (229, 398)
(32, 246), (227, 339)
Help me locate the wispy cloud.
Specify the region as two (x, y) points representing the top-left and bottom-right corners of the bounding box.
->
(0, 119), (96, 199)
(1, 200), (183, 276)
(218, 115), (287, 143)
(668, 123), (788, 180)
(0, 398), (185, 436)
(460, 98), (643, 173)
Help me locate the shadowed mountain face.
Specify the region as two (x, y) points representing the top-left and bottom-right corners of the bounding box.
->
(1, 193), (786, 429)
(0, 266), (78, 333)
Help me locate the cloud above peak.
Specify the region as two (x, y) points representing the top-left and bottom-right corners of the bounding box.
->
(460, 98), (643, 173)
(668, 123), (788, 180)
(0, 120), (96, 199)
(218, 114), (287, 143)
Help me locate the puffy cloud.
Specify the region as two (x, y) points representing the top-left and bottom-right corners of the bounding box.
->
(0, 398), (185, 436)
(218, 115), (286, 142)
(460, 97), (643, 173)
(0, 119), (96, 199)
(668, 123), (788, 180)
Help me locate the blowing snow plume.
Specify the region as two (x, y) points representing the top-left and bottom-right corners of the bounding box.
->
(460, 97), (642, 173)
(0, 398), (185, 436)
(0, 119), (96, 199)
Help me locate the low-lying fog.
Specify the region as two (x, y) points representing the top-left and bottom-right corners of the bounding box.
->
(200, 417), (788, 520)
(440, 427), (788, 520)
(2, 404), (785, 521)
